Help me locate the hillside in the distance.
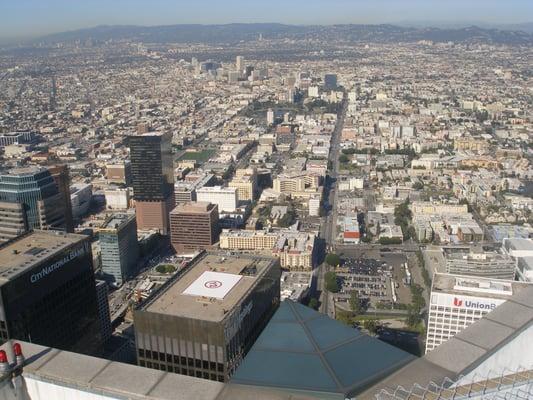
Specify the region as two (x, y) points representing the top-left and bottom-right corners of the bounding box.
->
(34, 23), (533, 45)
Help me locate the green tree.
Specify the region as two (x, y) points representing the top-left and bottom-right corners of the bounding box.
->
(308, 298), (319, 310)
(406, 305), (422, 327)
(338, 154), (350, 163)
(379, 237), (403, 245)
(363, 319), (379, 334)
(412, 181), (424, 190)
(155, 264), (176, 274)
(349, 291), (362, 314)
(324, 271), (339, 293)
(325, 253), (341, 267)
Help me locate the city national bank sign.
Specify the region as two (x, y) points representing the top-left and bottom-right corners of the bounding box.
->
(30, 242), (89, 284)
(436, 293), (506, 311)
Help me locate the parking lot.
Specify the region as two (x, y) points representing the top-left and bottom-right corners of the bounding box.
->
(334, 252), (412, 307)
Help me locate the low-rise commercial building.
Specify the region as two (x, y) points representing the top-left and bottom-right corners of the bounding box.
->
(197, 186), (238, 213)
(272, 232), (316, 271)
(219, 229), (277, 250)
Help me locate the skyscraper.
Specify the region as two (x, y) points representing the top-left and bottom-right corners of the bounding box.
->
(128, 132), (174, 234)
(99, 213), (139, 286)
(48, 164), (74, 233)
(425, 273), (530, 353)
(0, 202), (27, 244)
(324, 74), (338, 90)
(0, 167), (67, 233)
(236, 55), (244, 73)
(134, 253), (280, 382)
(0, 230), (103, 355)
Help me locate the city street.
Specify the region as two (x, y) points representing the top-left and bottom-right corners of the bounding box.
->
(318, 96), (347, 316)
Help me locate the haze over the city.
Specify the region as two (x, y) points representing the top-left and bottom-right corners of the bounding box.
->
(1, 0), (532, 38)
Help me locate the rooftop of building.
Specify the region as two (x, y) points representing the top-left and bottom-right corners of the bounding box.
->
(133, 131), (167, 137)
(197, 185), (237, 193)
(170, 201), (216, 214)
(444, 249), (512, 262)
(0, 341), (225, 400)
(232, 300), (414, 398)
(504, 238), (533, 251)
(431, 272), (531, 300)
(0, 230), (88, 283)
(221, 228), (277, 238)
(0, 166), (45, 177)
(141, 253), (276, 322)
(100, 213), (135, 231)
(274, 232), (315, 253)
(1, 284), (532, 400)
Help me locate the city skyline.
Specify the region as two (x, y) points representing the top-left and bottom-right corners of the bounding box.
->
(1, 0), (532, 39)
(0, 0), (532, 398)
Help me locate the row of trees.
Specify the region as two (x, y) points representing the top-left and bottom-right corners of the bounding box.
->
(324, 271), (339, 293)
(341, 147), (380, 155)
(406, 284), (426, 328)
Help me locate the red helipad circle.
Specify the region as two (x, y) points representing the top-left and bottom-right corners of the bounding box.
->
(204, 280), (223, 289)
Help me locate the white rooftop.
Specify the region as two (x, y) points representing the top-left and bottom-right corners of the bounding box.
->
(182, 271), (242, 299)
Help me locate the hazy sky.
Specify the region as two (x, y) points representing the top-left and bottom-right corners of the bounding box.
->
(1, 0), (532, 38)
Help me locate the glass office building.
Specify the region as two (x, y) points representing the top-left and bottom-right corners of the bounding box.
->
(128, 132), (174, 234)
(0, 231), (102, 355)
(99, 213), (139, 286)
(0, 167), (66, 231)
(128, 132), (174, 202)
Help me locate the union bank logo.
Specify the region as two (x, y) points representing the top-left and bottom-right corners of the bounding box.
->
(452, 297), (497, 310)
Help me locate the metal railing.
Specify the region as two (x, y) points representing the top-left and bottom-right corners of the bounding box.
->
(375, 366), (533, 400)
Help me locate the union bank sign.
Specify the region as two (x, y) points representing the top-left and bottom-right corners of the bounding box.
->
(435, 293), (506, 311)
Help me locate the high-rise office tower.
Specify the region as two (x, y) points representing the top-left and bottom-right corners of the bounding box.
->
(425, 273), (530, 354)
(95, 280), (112, 344)
(128, 132), (174, 235)
(48, 164), (75, 233)
(170, 202), (219, 253)
(324, 74), (338, 90)
(267, 108), (275, 125)
(0, 230), (103, 355)
(236, 56), (244, 73)
(245, 66), (254, 79)
(134, 253), (280, 382)
(0, 202), (27, 244)
(0, 167), (68, 233)
(99, 213), (139, 286)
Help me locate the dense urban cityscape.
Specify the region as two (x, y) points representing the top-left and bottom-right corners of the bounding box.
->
(0, 5), (532, 399)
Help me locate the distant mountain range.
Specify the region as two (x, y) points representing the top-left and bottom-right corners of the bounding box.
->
(395, 21), (533, 34)
(34, 23), (533, 45)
